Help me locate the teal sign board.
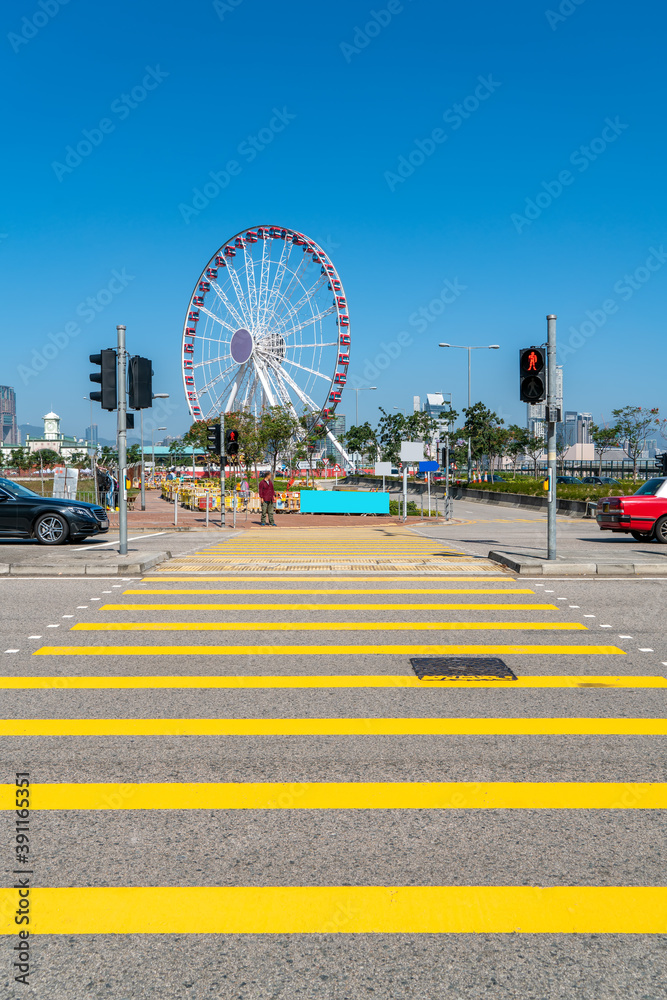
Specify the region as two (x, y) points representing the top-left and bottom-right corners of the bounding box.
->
(299, 490), (390, 515)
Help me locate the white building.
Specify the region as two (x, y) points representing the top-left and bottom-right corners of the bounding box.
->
(0, 412), (93, 464)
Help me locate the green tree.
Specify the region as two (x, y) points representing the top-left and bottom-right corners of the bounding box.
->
(126, 444), (142, 464)
(523, 428), (545, 476)
(375, 409), (407, 465)
(555, 427), (569, 474)
(33, 448), (61, 468)
(344, 422), (378, 468)
(590, 422), (620, 476)
(259, 405), (299, 476)
(461, 402), (504, 472)
(612, 405), (660, 480)
(505, 425), (529, 478)
(9, 448), (31, 475)
(100, 445), (117, 466)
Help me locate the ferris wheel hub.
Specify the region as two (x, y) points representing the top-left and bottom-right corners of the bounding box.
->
(230, 328), (254, 365)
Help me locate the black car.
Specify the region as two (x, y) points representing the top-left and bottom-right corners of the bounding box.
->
(0, 477), (109, 545)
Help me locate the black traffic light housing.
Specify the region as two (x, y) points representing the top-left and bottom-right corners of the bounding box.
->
(89, 349), (117, 410)
(225, 428), (239, 456)
(660, 453), (667, 475)
(206, 423), (221, 454)
(519, 346), (546, 403)
(129, 356), (154, 409)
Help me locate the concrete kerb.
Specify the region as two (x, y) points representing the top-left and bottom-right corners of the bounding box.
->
(0, 551), (172, 577)
(488, 550), (667, 577)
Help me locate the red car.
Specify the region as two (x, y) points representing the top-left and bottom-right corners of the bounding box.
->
(596, 477), (667, 542)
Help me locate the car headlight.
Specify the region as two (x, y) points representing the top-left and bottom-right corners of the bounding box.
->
(67, 506), (96, 519)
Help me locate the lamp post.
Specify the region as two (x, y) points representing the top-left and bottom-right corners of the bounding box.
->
(152, 426), (167, 478)
(350, 386), (377, 426)
(439, 343), (500, 481)
(141, 395), (169, 512)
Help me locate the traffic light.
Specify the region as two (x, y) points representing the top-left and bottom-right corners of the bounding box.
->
(206, 423), (221, 453)
(225, 428), (239, 456)
(659, 453), (667, 475)
(89, 349), (117, 410)
(519, 346), (546, 403)
(128, 356), (153, 409)
(126, 414), (134, 430)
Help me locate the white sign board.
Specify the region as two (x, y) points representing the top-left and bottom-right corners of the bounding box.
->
(52, 466), (79, 500)
(374, 462), (394, 475)
(399, 441), (424, 462)
(297, 461), (311, 470)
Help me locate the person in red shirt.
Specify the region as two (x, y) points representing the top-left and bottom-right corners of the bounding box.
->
(258, 471), (277, 526)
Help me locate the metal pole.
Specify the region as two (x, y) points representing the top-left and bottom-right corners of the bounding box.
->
(233, 490), (237, 529)
(219, 415), (225, 527)
(427, 470), (431, 518)
(116, 324), (128, 556)
(174, 486), (178, 526)
(445, 435), (450, 520)
(467, 347), (472, 482)
(205, 490), (209, 529)
(355, 390), (359, 426)
(547, 314), (557, 560)
(140, 410), (145, 511)
(403, 467), (408, 522)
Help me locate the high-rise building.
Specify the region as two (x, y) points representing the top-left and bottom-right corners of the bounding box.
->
(413, 395), (421, 413)
(0, 386), (19, 445)
(85, 424), (99, 447)
(321, 414), (346, 459)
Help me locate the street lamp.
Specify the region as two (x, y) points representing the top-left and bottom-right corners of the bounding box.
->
(350, 386), (377, 425)
(439, 343), (500, 481)
(139, 395), (170, 511)
(151, 426), (167, 480)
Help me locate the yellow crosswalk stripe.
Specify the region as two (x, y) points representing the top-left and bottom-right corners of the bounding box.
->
(1, 717), (653, 736)
(1, 781), (662, 811)
(0, 886), (663, 934)
(0, 674), (662, 689)
(34, 643), (621, 657)
(99, 602), (559, 612)
(126, 588), (535, 595)
(144, 576), (514, 582)
(72, 622), (587, 633)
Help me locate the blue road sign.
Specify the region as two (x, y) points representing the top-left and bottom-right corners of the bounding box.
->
(419, 461), (439, 472)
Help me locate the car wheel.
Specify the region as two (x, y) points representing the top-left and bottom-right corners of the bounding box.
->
(653, 517), (667, 544)
(34, 513), (69, 546)
(630, 531), (651, 541)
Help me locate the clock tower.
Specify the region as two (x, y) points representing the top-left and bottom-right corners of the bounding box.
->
(42, 411), (61, 442)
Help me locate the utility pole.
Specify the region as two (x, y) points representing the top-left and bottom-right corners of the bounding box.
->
(219, 413), (225, 527)
(546, 314), (557, 561)
(116, 324), (128, 556)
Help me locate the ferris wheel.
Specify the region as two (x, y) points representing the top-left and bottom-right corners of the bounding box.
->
(181, 225), (352, 464)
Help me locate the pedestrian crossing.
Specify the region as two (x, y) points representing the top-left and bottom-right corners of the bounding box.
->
(1, 526), (665, 942)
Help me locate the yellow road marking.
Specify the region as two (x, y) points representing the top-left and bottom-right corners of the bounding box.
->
(126, 588), (534, 596)
(0, 886), (663, 934)
(100, 602), (559, 612)
(34, 643), (622, 656)
(72, 622), (586, 633)
(144, 577), (514, 582)
(0, 717), (651, 736)
(0, 781), (662, 811)
(0, 675), (662, 689)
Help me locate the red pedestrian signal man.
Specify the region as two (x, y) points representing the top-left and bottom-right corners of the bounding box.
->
(527, 350), (538, 371)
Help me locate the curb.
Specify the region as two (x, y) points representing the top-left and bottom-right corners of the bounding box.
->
(488, 550), (667, 576)
(0, 551), (171, 577)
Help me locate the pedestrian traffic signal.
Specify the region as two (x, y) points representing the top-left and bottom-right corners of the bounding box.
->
(225, 428), (239, 456)
(206, 423), (221, 454)
(126, 413), (135, 430)
(519, 346), (546, 403)
(128, 356), (154, 409)
(89, 349), (117, 410)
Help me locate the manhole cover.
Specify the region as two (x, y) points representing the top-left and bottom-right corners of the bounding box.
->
(410, 657), (517, 682)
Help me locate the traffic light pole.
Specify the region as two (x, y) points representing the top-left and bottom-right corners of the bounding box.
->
(116, 324), (128, 557)
(219, 414), (225, 528)
(546, 314), (557, 561)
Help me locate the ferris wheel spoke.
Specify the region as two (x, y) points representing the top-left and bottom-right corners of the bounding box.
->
(241, 245), (258, 321)
(264, 239), (295, 325)
(276, 269), (328, 321)
(253, 358), (279, 407)
(284, 342), (338, 349)
(278, 365), (322, 415)
(257, 235), (273, 328)
(193, 353), (231, 367)
(197, 361), (237, 396)
(284, 305), (336, 338)
(272, 254), (312, 321)
(209, 281), (247, 330)
(198, 303), (238, 336)
(225, 260), (253, 328)
(282, 357), (332, 381)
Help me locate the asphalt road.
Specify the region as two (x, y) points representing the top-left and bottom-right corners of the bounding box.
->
(0, 523), (665, 998)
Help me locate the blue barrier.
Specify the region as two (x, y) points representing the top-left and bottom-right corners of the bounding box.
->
(299, 490), (390, 515)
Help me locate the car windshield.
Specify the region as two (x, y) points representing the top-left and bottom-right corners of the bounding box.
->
(0, 479), (40, 499)
(634, 478), (665, 496)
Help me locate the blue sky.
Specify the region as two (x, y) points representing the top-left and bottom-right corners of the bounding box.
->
(1, 0), (665, 441)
